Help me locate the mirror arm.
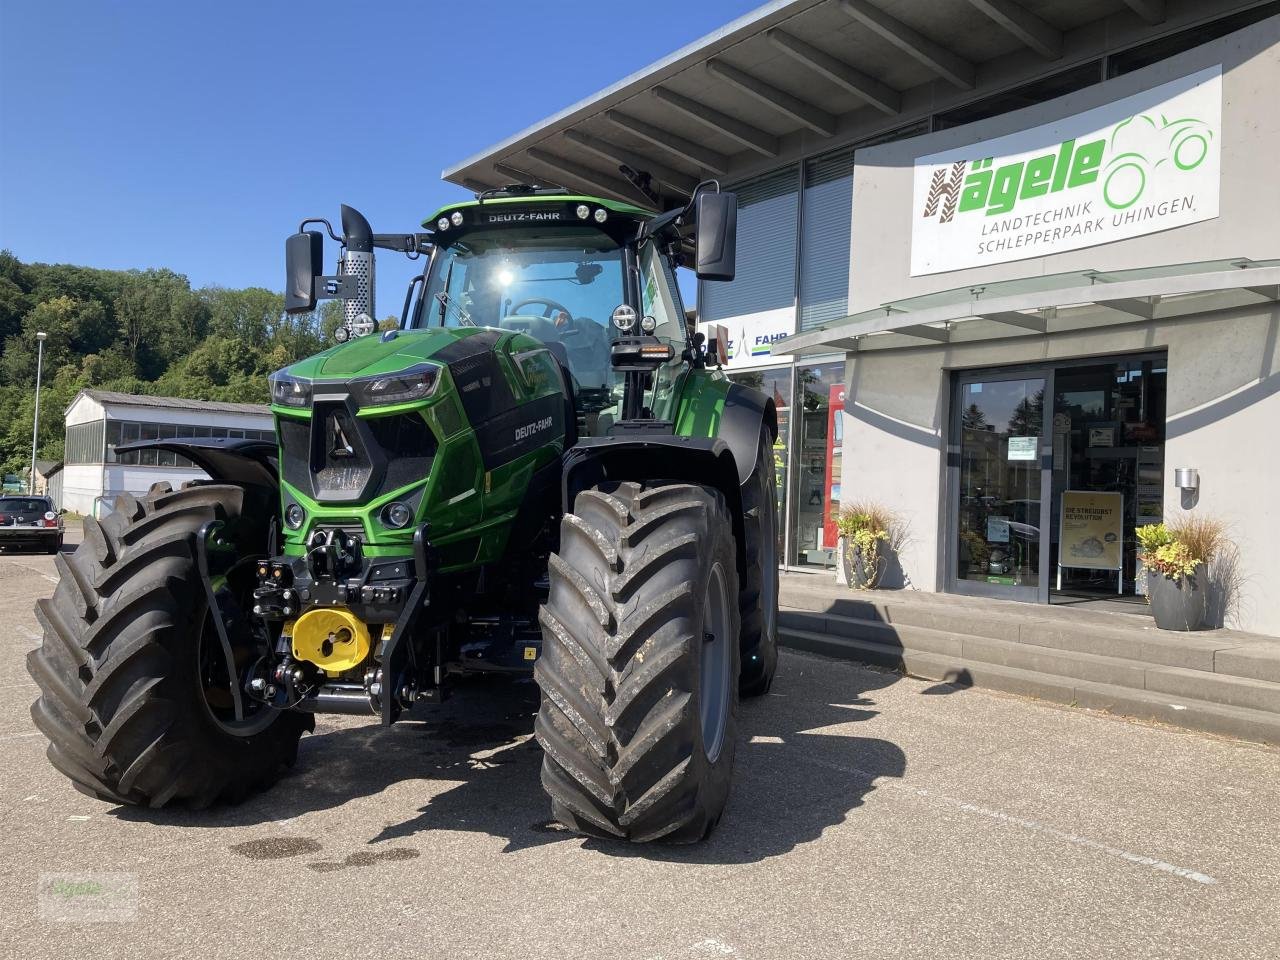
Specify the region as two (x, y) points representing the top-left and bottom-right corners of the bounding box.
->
(373, 233), (433, 256)
(298, 217), (342, 243)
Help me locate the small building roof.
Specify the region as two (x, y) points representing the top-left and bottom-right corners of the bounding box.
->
(34, 459), (62, 477)
(79, 389), (271, 418)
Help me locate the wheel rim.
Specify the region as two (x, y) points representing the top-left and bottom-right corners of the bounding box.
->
(700, 561), (732, 763)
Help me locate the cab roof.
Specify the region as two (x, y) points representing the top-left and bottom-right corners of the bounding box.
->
(424, 191), (651, 229)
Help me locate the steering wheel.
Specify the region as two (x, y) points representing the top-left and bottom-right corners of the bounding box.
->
(509, 296), (575, 321)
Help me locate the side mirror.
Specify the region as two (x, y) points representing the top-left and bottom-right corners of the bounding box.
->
(694, 190), (737, 281)
(284, 230), (324, 314)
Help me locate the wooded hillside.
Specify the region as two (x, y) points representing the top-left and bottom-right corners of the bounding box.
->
(0, 250), (351, 473)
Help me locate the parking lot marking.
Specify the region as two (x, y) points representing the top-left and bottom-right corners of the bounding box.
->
(794, 752), (1219, 886)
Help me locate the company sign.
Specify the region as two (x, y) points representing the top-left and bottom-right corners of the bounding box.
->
(910, 65), (1221, 276)
(698, 308), (794, 370)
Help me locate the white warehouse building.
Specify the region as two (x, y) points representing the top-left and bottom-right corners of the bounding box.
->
(62, 390), (275, 517)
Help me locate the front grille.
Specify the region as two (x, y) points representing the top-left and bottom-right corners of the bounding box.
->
(312, 406), (373, 499)
(278, 417), (311, 495)
(279, 405), (438, 504)
(366, 413), (437, 496)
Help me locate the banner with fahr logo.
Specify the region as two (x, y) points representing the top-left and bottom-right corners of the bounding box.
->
(910, 65), (1221, 276)
(698, 307), (794, 370)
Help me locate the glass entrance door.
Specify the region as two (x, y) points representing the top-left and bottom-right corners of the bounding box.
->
(950, 372), (1050, 602)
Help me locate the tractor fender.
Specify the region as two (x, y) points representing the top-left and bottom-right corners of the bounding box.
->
(719, 381), (777, 486)
(561, 434), (747, 577)
(115, 438), (280, 491)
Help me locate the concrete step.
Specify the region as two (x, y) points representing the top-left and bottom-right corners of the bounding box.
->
(779, 627), (1280, 746)
(781, 611), (1280, 714)
(780, 607), (1279, 683)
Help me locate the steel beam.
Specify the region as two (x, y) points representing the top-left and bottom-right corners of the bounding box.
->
(965, 0), (1062, 59)
(562, 130), (699, 195)
(839, 0), (976, 89)
(651, 86), (781, 157)
(1120, 0), (1166, 25)
(895, 324), (951, 342)
(1096, 297), (1155, 319)
(493, 162), (558, 188)
(976, 310), (1048, 333)
(524, 149), (648, 205)
(766, 29), (901, 115)
(706, 60), (837, 137)
(603, 110), (731, 174)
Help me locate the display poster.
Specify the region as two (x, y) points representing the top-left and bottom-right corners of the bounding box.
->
(1059, 490), (1124, 571)
(1007, 436), (1038, 461)
(987, 516), (1011, 543)
(911, 65), (1221, 275)
(823, 384), (845, 550)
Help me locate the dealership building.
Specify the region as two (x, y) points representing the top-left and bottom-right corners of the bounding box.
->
(443, 1), (1280, 634)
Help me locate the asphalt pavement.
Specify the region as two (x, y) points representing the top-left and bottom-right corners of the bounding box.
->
(1, 525), (1277, 959)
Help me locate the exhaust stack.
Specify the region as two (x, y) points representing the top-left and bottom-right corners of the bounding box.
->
(339, 204), (375, 337)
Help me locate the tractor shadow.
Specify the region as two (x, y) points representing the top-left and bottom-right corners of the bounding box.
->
(113, 654), (906, 864)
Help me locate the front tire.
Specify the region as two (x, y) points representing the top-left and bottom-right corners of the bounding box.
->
(26, 484), (309, 807)
(536, 481), (740, 842)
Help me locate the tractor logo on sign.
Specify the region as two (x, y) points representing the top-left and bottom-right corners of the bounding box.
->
(909, 65), (1221, 275)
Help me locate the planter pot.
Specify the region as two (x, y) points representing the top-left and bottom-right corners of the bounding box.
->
(1148, 570), (1207, 631)
(841, 545), (879, 590)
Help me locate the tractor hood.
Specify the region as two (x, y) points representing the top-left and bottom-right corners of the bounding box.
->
(282, 327), (510, 382)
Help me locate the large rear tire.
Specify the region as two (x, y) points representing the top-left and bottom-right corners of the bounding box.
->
(536, 481), (740, 842)
(26, 483), (310, 808)
(738, 431), (779, 697)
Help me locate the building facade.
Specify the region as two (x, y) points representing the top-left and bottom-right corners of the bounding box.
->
(62, 390), (275, 516)
(443, 1), (1280, 633)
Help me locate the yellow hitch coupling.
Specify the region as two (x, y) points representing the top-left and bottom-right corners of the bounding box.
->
(290, 607), (371, 676)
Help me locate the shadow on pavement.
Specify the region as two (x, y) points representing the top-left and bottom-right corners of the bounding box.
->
(112, 660), (906, 864)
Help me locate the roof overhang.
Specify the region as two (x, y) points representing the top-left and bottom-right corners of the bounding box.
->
(441, 1), (1265, 206)
(771, 259), (1280, 356)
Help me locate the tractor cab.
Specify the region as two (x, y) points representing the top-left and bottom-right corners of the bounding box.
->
(415, 191), (688, 436)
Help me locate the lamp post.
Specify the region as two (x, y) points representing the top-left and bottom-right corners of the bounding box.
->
(29, 331), (47, 494)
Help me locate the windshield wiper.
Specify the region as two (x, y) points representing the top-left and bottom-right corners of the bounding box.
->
(434, 291), (473, 327)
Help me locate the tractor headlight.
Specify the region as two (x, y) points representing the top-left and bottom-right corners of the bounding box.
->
(349, 363), (441, 408)
(437, 217), (451, 231)
(284, 503), (305, 529)
(450, 211), (464, 226)
(593, 207), (608, 223)
(269, 371), (312, 408)
(575, 204), (590, 220)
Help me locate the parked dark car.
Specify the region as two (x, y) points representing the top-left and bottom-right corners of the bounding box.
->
(0, 495), (64, 554)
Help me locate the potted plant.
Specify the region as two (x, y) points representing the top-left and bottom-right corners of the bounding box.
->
(834, 503), (894, 589)
(1135, 517), (1225, 631)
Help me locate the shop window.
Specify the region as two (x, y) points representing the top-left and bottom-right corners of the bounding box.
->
(700, 166), (799, 323)
(789, 361), (844, 567)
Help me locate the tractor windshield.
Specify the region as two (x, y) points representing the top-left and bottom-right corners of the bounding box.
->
(419, 226), (624, 392)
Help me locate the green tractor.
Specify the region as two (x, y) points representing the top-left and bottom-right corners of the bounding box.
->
(27, 184), (779, 842)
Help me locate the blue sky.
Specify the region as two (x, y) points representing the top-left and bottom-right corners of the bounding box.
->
(0, 0), (760, 303)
